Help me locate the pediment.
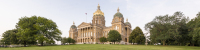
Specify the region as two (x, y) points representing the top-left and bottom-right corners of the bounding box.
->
(78, 22), (92, 28)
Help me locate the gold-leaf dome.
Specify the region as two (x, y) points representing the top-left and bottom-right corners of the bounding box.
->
(93, 4), (104, 16)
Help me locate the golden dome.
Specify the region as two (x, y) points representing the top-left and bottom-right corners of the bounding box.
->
(93, 4), (104, 16)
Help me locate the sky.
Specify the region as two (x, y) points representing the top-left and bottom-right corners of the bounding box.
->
(0, 0), (200, 44)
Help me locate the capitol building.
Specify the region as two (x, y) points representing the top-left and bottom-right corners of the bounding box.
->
(69, 4), (132, 44)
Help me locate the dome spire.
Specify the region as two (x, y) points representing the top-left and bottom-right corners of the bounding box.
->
(117, 7), (119, 12)
(97, 3), (100, 10)
(126, 18), (128, 22)
(93, 4), (104, 16)
(73, 21), (75, 25)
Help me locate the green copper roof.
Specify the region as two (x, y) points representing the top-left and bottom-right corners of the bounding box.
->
(114, 12), (123, 18)
(125, 22), (131, 25)
(70, 25), (77, 28)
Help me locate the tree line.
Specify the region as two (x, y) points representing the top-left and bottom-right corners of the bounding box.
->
(145, 11), (200, 46)
(61, 37), (75, 45)
(99, 27), (145, 45)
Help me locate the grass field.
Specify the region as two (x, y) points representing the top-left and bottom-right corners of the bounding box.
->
(0, 44), (200, 50)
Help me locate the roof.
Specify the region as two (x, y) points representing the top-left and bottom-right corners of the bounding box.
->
(70, 25), (77, 28)
(114, 12), (123, 18)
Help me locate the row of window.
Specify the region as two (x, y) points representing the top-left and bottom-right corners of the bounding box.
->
(81, 32), (93, 37)
(79, 31), (110, 37)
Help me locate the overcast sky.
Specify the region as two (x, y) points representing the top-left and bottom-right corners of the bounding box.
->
(0, 0), (200, 41)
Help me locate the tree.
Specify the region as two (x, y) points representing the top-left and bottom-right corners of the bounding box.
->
(34, 17), (62, 46)
(61, 37), (67, 45)
(66, 37), (72, 44)
(16, 16), (38, 47)
(16, 16), (62, 46)
(129, 26), (145, 44)
(65, 37), (76, 45)
(99, 37), (107, 44)
(145, 12), (189, 45)
(71, 39), (76, 44)
(170, 12), (189, 46)
(107, 30), (121, 44)
(1, 29), (19, 45)
(187, 12), (200, 46)
(46, 39), (55, 44)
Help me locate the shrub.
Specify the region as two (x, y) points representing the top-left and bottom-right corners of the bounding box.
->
(95, 43), (98, 44)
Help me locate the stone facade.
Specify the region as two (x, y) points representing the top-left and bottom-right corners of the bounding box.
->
(69, 4), (132, 44)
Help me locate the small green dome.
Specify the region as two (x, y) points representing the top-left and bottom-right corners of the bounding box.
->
(70, 25), (77, 28)
(125, 22), (131, 25)
(114, 12), (123, 18)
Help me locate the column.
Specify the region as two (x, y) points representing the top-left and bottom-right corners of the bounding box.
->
(83, 28), (85, 43)
(84, 28), (85, 37)
(81, 28), (83, 43)
(83, 38), (85, 43)
(85, 38), (86, 43)
(127, 28), (129, 43)
(89, 27), (90, 37)
(88, 38), (90, 43)
(87, 27), (89, 37)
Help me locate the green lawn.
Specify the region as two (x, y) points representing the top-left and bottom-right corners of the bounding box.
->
(0, 44), (200, 50)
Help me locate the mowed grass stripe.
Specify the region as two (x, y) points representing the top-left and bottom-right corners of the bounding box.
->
(0, 44), (200, 50)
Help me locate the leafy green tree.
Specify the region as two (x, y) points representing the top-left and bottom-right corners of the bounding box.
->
(46, 39), (55, 44)
(1, 29), (19, 45)
(129, 26), (145, 44)
(99, 37), (107, 44)
(71, 39), (76, 44)
(66, 37), (72, 44)
(145, 12), (189, 45)
(34, 17), (62, 46)
(16, 16), (38, 46)
(163, 12), (190, 46)
(107, 30), (121, 44)
(187, 12), (200, 46)
(16, 16), (62, 46)
(171, 12), (189, 46)
(65, 37), (76, 45)
(61, 37), (68, 45)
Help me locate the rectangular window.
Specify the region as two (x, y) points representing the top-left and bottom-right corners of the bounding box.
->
(88, 32), (89, 37)
(94, 33), (95, 36)
(91, 32), (92, 36)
